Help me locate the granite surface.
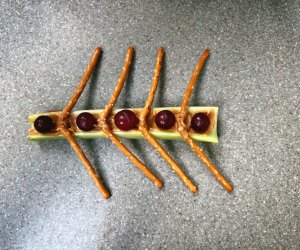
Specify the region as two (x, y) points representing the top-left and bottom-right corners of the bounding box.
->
(1, 0), (299, 249)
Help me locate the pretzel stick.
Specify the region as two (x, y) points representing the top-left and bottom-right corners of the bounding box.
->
(60, 47), (102, 121)
(177, 129), (232, 192)
(59, 126), (110, 199)
(101, 126), (163, 188)
(179, 49), (210, 120)
(100, 47), (163, 188)
(139, 48), (197, 193)
(102, 47), (132, 118)
(177, 49), (233, 192)
(58, 48), (110, 199)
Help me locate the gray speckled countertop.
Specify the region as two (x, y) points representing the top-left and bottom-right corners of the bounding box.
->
(1, 0), (299, 249)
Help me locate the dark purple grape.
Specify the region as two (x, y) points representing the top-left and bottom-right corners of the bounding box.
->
(191, 112), (210, 133)
(155, 110), (176, 130)
(76, 112), (98, 131)
(114, 110), (139, 131)
(34, 116), (56, 133)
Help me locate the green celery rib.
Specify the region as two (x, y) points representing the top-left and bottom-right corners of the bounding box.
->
(27, 107), (218, 143)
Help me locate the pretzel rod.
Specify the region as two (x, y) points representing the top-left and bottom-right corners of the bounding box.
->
(140, 48), (164, 115)
(139, 127), (195, 191)
(61, 48), (102, 121)
(58, 48), (110, 199)
(139, 48), (197, 193)
(177, 49), (232, 192)
(100, 47), (163, 188)
(179, 49), (210, 120)
(58, 126), (110, 198)
(102, 47), (134, 119)
(102, 126), (163, 188)
(178, 129), (232, 192)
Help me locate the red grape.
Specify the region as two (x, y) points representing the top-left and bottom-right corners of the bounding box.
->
(76, 112), (98, 131)
(114, 110), (139, 131)
(191, 112), (210, 133)
(155, 110), (176, 130)
(34, 116), (56, 133)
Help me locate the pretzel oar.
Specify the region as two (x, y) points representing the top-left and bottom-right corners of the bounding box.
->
(101, 127), (163, 188)
(102, 47), (132, 118)
(139, 48), (197, 193)
(59, 126), (110, 198)
(179, 49), (210, 119)
(58, 48), (110, 199)
(61, 48), (102, 121)
(178, 49), (233, 192)
(178, 129), (232, 192)
(100, 47), (163, 188)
